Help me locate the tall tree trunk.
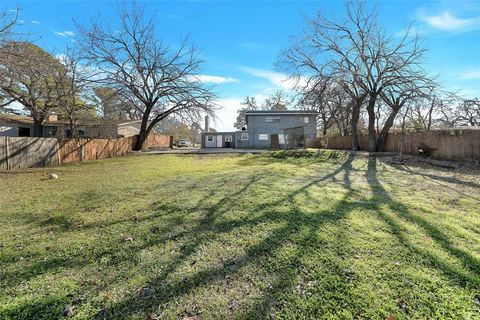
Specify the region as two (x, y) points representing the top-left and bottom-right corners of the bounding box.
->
(427, 102), (434, 130)
(32, 117), (44, 137)
(351, 107), (360, 151)
(366, 94), (377, 152)
(134, 107), (152, 151)
(134, 119), (149, 151)
(376, 107), (400, 152)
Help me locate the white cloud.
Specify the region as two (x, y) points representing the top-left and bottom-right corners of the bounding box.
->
(424, 11), (480, 31)
(213, 92), (272, 131)
(30, 20), (41, 25)
(194, 75), (238, 84)
(53, 30), (75, 37)
(240, 66), (305, 90)
(213, 98), (244, 131)
(461, 68), (480, 80)
(7, 9), (17, 13)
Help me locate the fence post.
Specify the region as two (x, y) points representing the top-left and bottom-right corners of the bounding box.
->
(5, 136), (9, 170)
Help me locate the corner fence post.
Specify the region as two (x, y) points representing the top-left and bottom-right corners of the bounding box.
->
(5, 136), (9, 170)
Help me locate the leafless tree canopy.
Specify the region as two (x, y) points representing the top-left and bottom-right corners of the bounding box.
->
(75, 2), (216, 150)
(280, 1), (434, 151)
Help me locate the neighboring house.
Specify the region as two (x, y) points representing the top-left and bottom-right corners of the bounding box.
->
(0, 113), (34, 137)
(201, 110), (318, 149)
(42, 114), (142, 138)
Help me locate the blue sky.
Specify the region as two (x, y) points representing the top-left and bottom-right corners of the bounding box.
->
(3, 0), (480, 131)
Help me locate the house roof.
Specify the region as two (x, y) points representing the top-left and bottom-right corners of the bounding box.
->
(245, 110), (318, 116)
(0, 113), (33, 125)
(43, 119), (142, 126)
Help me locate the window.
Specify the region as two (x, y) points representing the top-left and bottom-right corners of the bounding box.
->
(258, 134), (269, 141)
(225, 135), (233, 142)
(207, 135), (213, 142)
(240, 132), (249, 141)
(303, 116), (309, 124)
(77, 130), (85, 137)
(17, 127), (30, 137)
(265, 117), (280, 123)
(279, 134), (285, 144)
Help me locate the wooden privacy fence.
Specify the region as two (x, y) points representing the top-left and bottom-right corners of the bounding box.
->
(59, 137), (135, 163)
(143, 133), (173, 150)
(0, 133), (172, 170)
(320, 130), (480, 162)
(0, 137), (59, 170)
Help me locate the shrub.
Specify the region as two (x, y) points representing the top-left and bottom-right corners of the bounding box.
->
(418, 143), (436, 157)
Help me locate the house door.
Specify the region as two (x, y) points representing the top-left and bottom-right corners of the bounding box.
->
(216, 135), (223, 148)
(271, 134), (280, 149)
(205, 135), (216, 148)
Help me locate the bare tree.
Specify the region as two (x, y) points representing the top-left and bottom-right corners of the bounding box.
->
(264, 90), (291, 110)
(0, 42), (63, 136)
(280, 1), (428, 151)
(233, 97), (258, 130)
(456, 98), (480, 126)
(233, 91), (293, 130)
(76, 2), (216, 150)
(0, 6), (17, 44)
(377, 76), (432, 150)
(53, 48), (96, 137)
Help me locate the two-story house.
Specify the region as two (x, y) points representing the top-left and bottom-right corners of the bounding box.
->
(201, 110), (318, 149)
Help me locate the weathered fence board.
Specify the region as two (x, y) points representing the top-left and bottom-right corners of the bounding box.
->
(0, 133), (173, 170)
(144, 133), (173, 150)
(0, 137), (59, 170)
(59, 137), (135, 163)
(0, 136), (7, 170)
(321, 130), (480, 162)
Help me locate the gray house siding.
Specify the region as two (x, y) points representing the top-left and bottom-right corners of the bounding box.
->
(201, 132), (236, 148)
(0, 119), (33, 137)
(246, 113), (317, 148)
(201, 111), (317, 149)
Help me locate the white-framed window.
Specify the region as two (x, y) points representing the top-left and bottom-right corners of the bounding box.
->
(225, 135), (233, 142)
(240, 132), (249, 141)
(303, 116), (309, 124)
(207, 135), (213, 142)
(279, 134), (285, 144)
(258, 134), (269, 141)
(265, 117), (280, 123)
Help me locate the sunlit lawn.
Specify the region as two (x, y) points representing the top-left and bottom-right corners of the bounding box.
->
(1, 151), (479, 319)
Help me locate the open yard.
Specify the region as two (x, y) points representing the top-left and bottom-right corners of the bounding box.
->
(1, 151), (479, 319)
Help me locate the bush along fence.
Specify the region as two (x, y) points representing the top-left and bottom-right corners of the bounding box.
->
(0, 133), (173, 170)
(319, 129), (480, 162)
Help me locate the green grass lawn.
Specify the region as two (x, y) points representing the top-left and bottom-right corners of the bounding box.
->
(1, 151), (479, 319)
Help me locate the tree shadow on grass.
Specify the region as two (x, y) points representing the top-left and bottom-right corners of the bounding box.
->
(367, 157), (480, 288)
(0, 172), (267, 296)
(389, 161), (480, 190)
(92, 153), (359, 319)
